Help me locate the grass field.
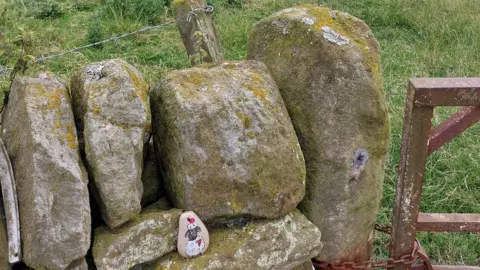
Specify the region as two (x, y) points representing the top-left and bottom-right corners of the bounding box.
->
(1, 0), (479, 266)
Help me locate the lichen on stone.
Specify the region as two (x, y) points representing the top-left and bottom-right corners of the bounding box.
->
(321, 26), (350, 45)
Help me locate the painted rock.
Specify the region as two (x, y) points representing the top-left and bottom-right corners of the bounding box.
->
(177, 211), (209, 258)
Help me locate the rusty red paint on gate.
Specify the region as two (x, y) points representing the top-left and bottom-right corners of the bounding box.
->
(427, 106), (480, 154)
(390, 78), (480, 270)
(417, 213), (480, 232)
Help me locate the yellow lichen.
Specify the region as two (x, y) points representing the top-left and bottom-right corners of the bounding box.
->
(92, 105), (101, 116)
(251, 89), (266, 100)
(298, 5), (383, 86)
(235, 112), (252, 129)
(65, 124), (78, 149)
(125, 65), (148, 104)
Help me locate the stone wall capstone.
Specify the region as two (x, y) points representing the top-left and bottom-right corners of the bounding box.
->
(150, 60), (306, 222)
(70, 59), (150, 229)
(2, 73), (91, 269)
(248, 5), (390, 262)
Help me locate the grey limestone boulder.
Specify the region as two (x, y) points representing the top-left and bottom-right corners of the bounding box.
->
(71, 59), (150, 228)
(248, 5), (390, 262)
(2, 73), (90, 269)
(150, 60), (306, 222)
(149, 210), (322, 270)
(92, 208), (182, 270)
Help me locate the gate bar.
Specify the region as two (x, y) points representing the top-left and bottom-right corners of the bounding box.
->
(416, 213), (480, 232)
(390, 78), (480, 270)
(427, 106), (480, 154)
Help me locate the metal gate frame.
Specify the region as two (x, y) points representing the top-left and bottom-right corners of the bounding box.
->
(390, 78), (480, 270)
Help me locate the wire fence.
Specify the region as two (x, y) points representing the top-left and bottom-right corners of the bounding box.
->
(0, 20), (177, 78)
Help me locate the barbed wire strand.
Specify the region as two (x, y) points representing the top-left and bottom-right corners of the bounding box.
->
(1, 20), (175, 77)
(1, 4), (216, 77)
(34, 20), (176, 63)
(0, 20), (176, 79)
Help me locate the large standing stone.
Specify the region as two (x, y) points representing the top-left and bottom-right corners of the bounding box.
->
(92, 208), (182, 270)
(150, 61), (306, 222)
(149, 210), (322, 270)
(2, 73), (91, 269)
(71, 59), (150, 228)
(248, 5), (390, 262)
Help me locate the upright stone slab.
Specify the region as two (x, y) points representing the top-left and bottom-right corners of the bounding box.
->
(248, 5), (390, 262)
(149, 210), (322, 270)
(150, 61), (306, 222)
(2, 73), (91, 269)
(93, 208), (182, 270)
(71, 59), (149, 228)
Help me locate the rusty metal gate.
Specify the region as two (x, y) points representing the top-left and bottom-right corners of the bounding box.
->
(391, 78), (480, 269)
(313, 78), (480, 270)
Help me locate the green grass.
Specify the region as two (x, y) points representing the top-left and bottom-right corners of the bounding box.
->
(1, 0), (479, 266)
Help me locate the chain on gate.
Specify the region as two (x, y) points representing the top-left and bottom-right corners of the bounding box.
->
(311, 224), (433, 270)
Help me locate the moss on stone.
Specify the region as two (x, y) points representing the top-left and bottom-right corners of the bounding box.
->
(150, 60), (306, 223)
(248, 5), (390, 262)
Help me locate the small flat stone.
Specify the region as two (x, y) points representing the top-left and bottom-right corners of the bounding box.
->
(93, 208), (182, 270)
(177, 211), (209, 258)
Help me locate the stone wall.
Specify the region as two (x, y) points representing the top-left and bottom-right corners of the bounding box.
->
(0, 5), (389, 270)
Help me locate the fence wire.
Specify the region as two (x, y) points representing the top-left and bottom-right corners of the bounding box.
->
(0, 20), (176, 77)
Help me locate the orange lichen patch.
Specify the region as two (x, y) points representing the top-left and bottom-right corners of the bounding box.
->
(251, 73), (265, 85)
(145, 122), (152, 133)
(65, 124), (78, 149)
(30, 82), (61, 111)
(125, 66), (148, 104)
(251, 89), (266, 100)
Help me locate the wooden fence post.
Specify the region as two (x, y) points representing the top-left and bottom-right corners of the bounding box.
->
(172, 0), (224, 66)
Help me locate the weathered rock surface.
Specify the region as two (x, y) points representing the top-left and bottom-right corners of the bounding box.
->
(93, 208), (182, 270)
(292, 261), (314, 270)
(248, 5), (390, 262)
(141, 139), (164, 207)
(71, 59), (150, 228)
(150, 61), (306, 222)
(2, 73), (90, 269)
(149, 210), (322, 269)
(67, 258), (88, 270)
(144, 197), (173, 212)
